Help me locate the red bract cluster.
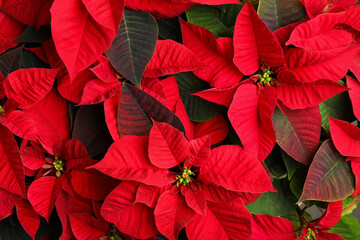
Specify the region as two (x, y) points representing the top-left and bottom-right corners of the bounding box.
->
(0, 0), (360, 239)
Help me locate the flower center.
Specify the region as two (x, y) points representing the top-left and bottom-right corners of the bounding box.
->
(305, 228), (316, 240)
(175, 167), (195, 187)
(259, 68), (273, 85)
(53, 155), (65, 177)
(0, 105), (5, 116)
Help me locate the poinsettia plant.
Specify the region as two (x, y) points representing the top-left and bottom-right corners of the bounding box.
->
(1, 0), (360, 239)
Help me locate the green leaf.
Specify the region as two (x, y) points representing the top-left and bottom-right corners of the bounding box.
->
(0, 45), (23, 78)
(156, 18), (182, 43)
(72, 104), (114, 158)
(329, 215), (360, 240)
(299, 140), (355, 202)
(290, 165), (308, 199)
(282, 210), (301, 231)
(342, 195), (360, 216)
(20, 50), (49, 69)
(173, 72), (220, 122)
(264, 146), (287, 179)
(186, 4), (242, 38)
(257, 0), (306, 31)
(319, 92), (355, 134)
(246, 179), (297, 216)
(105, 9), (158, 87)
(15, 25), (52, 43)
(117, 83), (185, 137)
(282, 151), (302, 180)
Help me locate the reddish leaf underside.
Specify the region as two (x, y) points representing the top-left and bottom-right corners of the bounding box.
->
(299, 140), (355, 202)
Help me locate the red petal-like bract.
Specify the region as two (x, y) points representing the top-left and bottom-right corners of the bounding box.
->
(50, 0), (115, 79)
(0, 125), (25, 198)
(347, 75), (360, 120)
(144, 40), (204, 78)
(20, 147), (45, 170)
(233, 2), (284, 75)
(302, 0), (327, 19)
(0, 188), (20, 221)
(317, 201), (342, 228)
(16, 199), (40, 240)
(69, 213), (109, 240)
(101, 181), (158, 239)
(194, 113), (229, 146)
(78, 79), (121, 105)
(28, 176), (64, 221)
(135, 183), (164, 208)
(189, 135), (211, 167)
(5, 68), (58, 109)
(329, 117), (360, 157)
(180, 19), (243, 88)
(1, 0), (52, 27)
(90, 136), (169, 187)
(82, 0), (124, 34)
(154, 191), (195, 240)
(199, 145), (276, 193)
(285, 45), (359, 82)
(228, 84), (277, 161)
(0, 12), (26, 54)
(0, 110), (37, 141)
(149, 121), (190, 169)
(277, 70), (348, 109)
(184, 188), (206, 216)
(186, 199), (252, 240)
(273, 106), (321, 166)
(193, 84), (241, 108)
(317, 232), (345, 240)
(250, 214), (296, 240)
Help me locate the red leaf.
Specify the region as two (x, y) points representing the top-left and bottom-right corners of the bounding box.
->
(104, 93), (121, 140)
(347, 75), (360, 120)
(199, 145), (276, 193)
(351, 161), (360, 195)
(20, 147), (45, 170)
(144, 40), (204, 78)
(302, 0), (327, 18)
(16, 199), (40, 240)
(149, 121), (190, 169)
(317, 201), (342, 228)
(69, 213), (109, 240)
(285, 45), (359, 82)
(154, 191), (195, 240)
(272, 106), (321, 166)
(82, 0), (124, 33)
(184, 189), (206, 216)
(286, 12), (352, 51)
(160, 76), (179, 112)
(228, 84), (277, 161)
(24, 88), (70, 154)
(101, 181), (158, 239)
(186, 199), (252, 240)
(350, 51), (360, 80)
(28, 176), (64, 221)
(78, 79), (122, 106)
(0, 110), (37, 141)
(199, 183), (240, 203)
(90, 61), (118, 83)
(0, 12), (25, 54)
(71, 169), (119, 201)
(250, 214), (296, 240)
(317, 232), (345, 240)
(299, 140), (355, 202)
(233, 2), (284, 75)
(273, 21), (302, 54)
(0, 125), (25, 198)
(5, 68), (58, 109)
(189, 136), (211, 167)
(194, 113), (229, 146)
(329, 117), (360, 157)
(1, 0), (52, 27)
(62, 139), (91, 171)
(277, 70), (348, 109)
(135, 183), (164, 208)
(50, 0), (115, 79)
(90, 136), (169, 187)
(180, 19), (243, 88)
(0, 188), (20, 221)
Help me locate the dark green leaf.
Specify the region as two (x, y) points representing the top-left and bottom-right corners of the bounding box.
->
(281, 210), (301, 231)
(117, 83), (185, 137)
(72, 104), (113, 158)
(20, 50), (49, 69)
(289, 165), (308, 199)
(264, 146), (287, 179)
(246, 179), (297, 216)
(257, 0), (306, 31)
(299, 140), (355, 202)
(174, 72), (220, 122)
(0, 45), (23, 78)
(156, 18), (182, 43)
(105, 9), (158, 87)
(186, 4), (242, 38)
(282, 151), (302, 180)
(329, 215), (360, 240)
(15, 25), (52, 43)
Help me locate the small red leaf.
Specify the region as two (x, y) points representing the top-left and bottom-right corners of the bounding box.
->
(250, 214), (296, 240)
(154, 191), (195, 240)
(149, 121), (190, 169)
(16, 199), (40, 240)
(0, 12), (26, 54)
(317, 201), (342, 228)
(184, 189), (206, 216)
(233, 2), (284, 75)
(347, 75), (360, 121)
(78, 79), (121, 105)
(0, 110), (37, 141)
(20, 147), (45, 170)
(189, 136), (211, 167)
(104, 93), (121, 140)
(194, 113), (229, 146)
(329, 117), (360, 157)
(5, 68), (58, 109)
(69, 213), (109, 240)
(0, 188), (20, 221)
(135, 183), (164, 208)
